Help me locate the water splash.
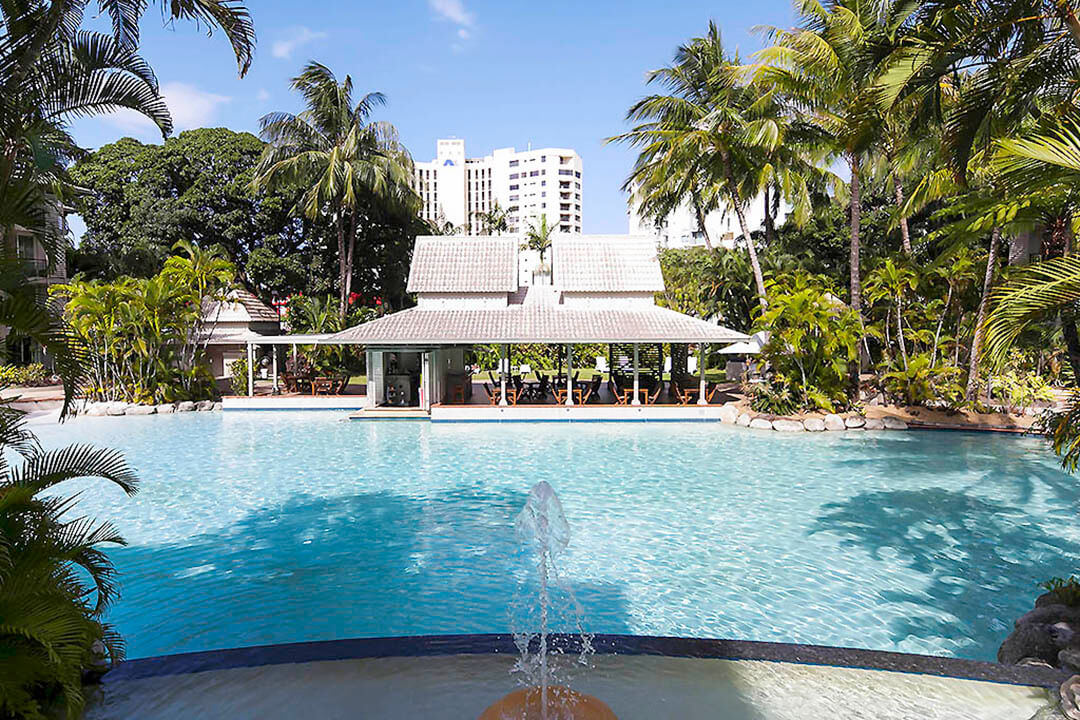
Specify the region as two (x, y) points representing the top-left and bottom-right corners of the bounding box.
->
(509, 481), (594, 719)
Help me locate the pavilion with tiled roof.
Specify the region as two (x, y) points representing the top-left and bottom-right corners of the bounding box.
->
(248, 234), (746, 413)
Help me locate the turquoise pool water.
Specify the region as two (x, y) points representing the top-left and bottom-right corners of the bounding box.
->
(33, 413), (1080, 660)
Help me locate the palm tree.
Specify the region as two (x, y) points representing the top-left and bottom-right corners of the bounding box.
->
(753, 0), (901, 317)
(0, 401), (138, 718)
(473, 201), (510, 235)
(611, 23), (785, 309)
(1, 0), (255, 251)
(523, 215), (557, 268)
(253, 62), (418, 323)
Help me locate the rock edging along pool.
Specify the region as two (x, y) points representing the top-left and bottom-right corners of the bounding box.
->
(39, 412), (1080, 661)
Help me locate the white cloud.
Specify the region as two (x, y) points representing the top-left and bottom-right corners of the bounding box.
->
(103, 82), (231, 136)
(457, 28), (470, 40)
(429, 0), (473, 28)
(271, 26), (328, 60)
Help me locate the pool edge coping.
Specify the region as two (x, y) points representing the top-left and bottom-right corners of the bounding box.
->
(104, 633), (1066, 690)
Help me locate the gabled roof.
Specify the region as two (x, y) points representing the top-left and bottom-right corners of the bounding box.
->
(407, 236), (518, 293)
(328, 305), (747, 345)
(203, 288), (279, 324)
(552, 235), (664, 293)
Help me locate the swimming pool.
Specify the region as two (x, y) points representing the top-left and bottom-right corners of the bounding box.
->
(34, 413), (1080, 661)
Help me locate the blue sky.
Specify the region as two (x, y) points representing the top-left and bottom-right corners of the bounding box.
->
(69, 0), (796, 238)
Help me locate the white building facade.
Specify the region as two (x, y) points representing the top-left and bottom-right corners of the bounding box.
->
(413, 139), (583, 235)
(627, 193), (787, 250)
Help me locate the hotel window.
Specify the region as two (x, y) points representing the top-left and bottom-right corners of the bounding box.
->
(510, 195), (519, 201)
(575, 171), (581, 177)
(510, 184), (518, 190)
(510, 173), (519, 180)
(530, 171), (539, 177)
(541, 155), (545, 161)
(509, 160), (518, 167)
(558, 169), (573, 176)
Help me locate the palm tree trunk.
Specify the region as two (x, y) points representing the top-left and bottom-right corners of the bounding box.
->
(965, 227), (1001, 402)
(896, 296), (908, 371)
(343, 211), (358, 324)
(849, 154), (863, 316)
(335, 209), (347, 322)
(693, 198), (713, 251)
(931, 284), (953, 367)
(732, 201), (767, 310)
(764, 185), (777, 247)
(893, 174), (912, 254)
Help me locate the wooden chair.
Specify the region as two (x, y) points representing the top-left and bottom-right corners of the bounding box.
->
(644, 380), (665, 405)
(483, 382), (500, 405)
(672, 380), (699, 405)
(312, 377), (334, 395)
(608, 379), (633, 405)
(579, 375), (602, 404)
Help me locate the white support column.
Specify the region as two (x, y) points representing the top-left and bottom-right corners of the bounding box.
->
(291, 343), (297, 367)
(631, 343), (641, 406)
(246, 342), (254, 397)
(420, 352), (431, 411)
(499, 344), (508, 406)
(365, 350), (376, 409)
(272, 347), (279, 394)
(565, 344), (574, 406)
(697, 344), (708, 405)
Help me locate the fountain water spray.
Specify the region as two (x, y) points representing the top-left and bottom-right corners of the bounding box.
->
(479, 481), (614, 720)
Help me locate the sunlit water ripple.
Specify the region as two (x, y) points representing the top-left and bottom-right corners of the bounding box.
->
(31, 412), (1080, 660)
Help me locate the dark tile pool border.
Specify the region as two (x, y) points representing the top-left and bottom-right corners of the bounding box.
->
(106, 633), (1067, 689)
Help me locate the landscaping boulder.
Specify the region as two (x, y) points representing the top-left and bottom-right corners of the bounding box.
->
(736, 413), (752, 427)
(882, 416), (909, 430)
(864, 418), (885, 430)
(998, 622), (1060, 665)
(1062, 649), (1080, 674)
(125, 404), (156, 415)
(803, 417), (826, 432)
(195, 400), (215, 411)
(1063, 675), (1080, 720)
(83, 402), (107, 416)
(175, 401), (196, 412)
(718, 403), (739, 424)
(749, 417), (773, 431)
(211, 401), (223, 411)
(772, 419), (804, 432)
(823, 413), (846, 431)
(155, 403), (176, 414)
(1015, 605), (1080, 630)
(105, 402), (127, 416)
(844, 416), (866, 429)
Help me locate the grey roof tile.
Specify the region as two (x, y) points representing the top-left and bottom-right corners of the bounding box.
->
(407, 236), (517, 293)
(552, 235), (664, 292)
(330, 306), (747, 345)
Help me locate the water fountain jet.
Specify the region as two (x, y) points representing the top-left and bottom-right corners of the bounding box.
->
(479, 481), (616, 720)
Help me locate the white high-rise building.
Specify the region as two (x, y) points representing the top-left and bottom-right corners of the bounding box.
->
(413, 139), (583, 235)
(627, 193), (787, 249)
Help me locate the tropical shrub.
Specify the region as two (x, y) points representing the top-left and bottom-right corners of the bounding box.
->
(881, 354), (964, 407)
(0, 403), (138, 719)
(0, 363), (50, 387)
(51, 243), (234, 404)
(990, 371), (1055, 412)
(229, 357), (249, 396)
(755, 272), (862, 412)
(284, 295), (369, 373)
(749, 378), (800, 416)
(1041, 577), (1080, 607)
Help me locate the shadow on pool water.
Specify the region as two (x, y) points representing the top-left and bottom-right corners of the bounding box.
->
(112, 488), (634, 657)
(814, 486), (1080, 659)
